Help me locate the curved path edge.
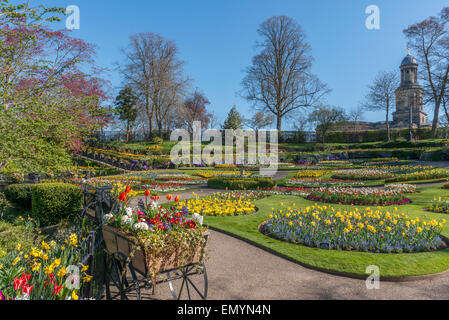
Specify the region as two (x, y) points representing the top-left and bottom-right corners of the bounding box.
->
(206, 223), (449, 283)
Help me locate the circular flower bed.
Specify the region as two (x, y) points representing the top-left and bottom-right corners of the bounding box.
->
(261, 205), (446, 253)
(331, 169), (394, 181)
(305, 187), (412, 206)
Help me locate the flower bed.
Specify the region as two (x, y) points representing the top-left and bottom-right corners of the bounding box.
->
(139, 182), (189, 193)
(177, 193), (257, 216)
(295, 170), (334, 178)
(286, 178), (365, 187)
(0, 234), (92, 300)
(385, 168), (449, 183)
(193, 170), (252, 179)
(262, 205), (446, 253)
(384, 184), (417, 194)
(154, 175), (207, 185)
(263, 186), (310, 196)
(306, 186), (412, 206)
(331, 169), (394, 181)
(429, 197), (449, 214)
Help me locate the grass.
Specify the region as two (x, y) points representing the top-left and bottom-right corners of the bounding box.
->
(204, 184), (449, 277)
(0, 218), (40, 252)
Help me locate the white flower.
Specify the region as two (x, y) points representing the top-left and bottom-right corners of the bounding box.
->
(133, 222), (149, 231)
(125, 207), (133, 217)
(121, 215), (132, 225)
(150, 201), (158, 210)
(104, 213), (114, 222)
(192, 213), (204, 226)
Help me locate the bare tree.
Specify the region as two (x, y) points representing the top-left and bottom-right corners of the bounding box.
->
(117, 32), (188, 138)
(348, 105), (365, 133)
(208, 111), (221, 130)
(404, 7), (449, 138)
(180, 89), (212, 133)
(361, 71), (398, 141)
(241, 16), (329, 131)
(308, 105), (347, 143)
(244, 111), (275, 130)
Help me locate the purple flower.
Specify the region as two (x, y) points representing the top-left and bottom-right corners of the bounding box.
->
(138, 198), (145, 210)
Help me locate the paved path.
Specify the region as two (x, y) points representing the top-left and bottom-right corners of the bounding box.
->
(114, 229), (449, 300)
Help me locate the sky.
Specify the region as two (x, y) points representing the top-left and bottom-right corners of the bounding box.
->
(32, 0), (449, 129)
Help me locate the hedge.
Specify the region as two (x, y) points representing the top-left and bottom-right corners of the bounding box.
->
(31, 183), (83, 228)
(4, 184), (34, 209)
(325, 127), (449, 143)
(207, 178), (275, 190)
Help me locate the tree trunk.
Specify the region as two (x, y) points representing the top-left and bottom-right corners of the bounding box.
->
(431, 100), (440, 139)
(276, 115), (282, 142)
(386, 105), (390, 142)
(126, 121), (130, 142)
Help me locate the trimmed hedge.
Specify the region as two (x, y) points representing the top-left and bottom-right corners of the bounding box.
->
(325, 127), (449, 143)
(207, 178), (275, 190)
(31, 183), (83, 228)
(4, 184), (34, 209)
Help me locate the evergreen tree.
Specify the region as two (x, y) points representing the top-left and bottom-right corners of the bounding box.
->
(223, 106), (243, 130)
(115, 86), (138, 142)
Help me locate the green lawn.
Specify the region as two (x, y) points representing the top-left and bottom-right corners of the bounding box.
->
(204, 185), (449, 277)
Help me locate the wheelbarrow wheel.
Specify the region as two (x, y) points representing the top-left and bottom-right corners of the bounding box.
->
(167, 263), (208, 300)
(105, 252), (141, 300)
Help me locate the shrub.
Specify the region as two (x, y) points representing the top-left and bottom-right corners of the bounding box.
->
(152, 156), (170, 169)
(207, 178), (275, 190)
(0, 192), (10, 218)
(4, 184), (34, 209)
(31, 183), (83, 228)
(152, 137), (164, 145)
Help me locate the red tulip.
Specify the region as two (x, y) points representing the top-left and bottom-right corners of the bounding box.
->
(118, 192), (128, 202)
(13, 277), (24, 291)
(144, 189), (151, 197)
(53, 284), (63, 296)
(174, 196), (180, 202)
(125, 186), (131, 193)
(22, 284), (33, 295)
(166, 194), (172, 201)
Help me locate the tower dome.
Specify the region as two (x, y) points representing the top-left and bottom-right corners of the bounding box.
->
(401, 54), (418, 66)
(401, 48), (418, 66)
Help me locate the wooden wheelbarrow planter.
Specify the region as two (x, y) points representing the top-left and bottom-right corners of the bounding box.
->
(102, 224), (208, 300)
